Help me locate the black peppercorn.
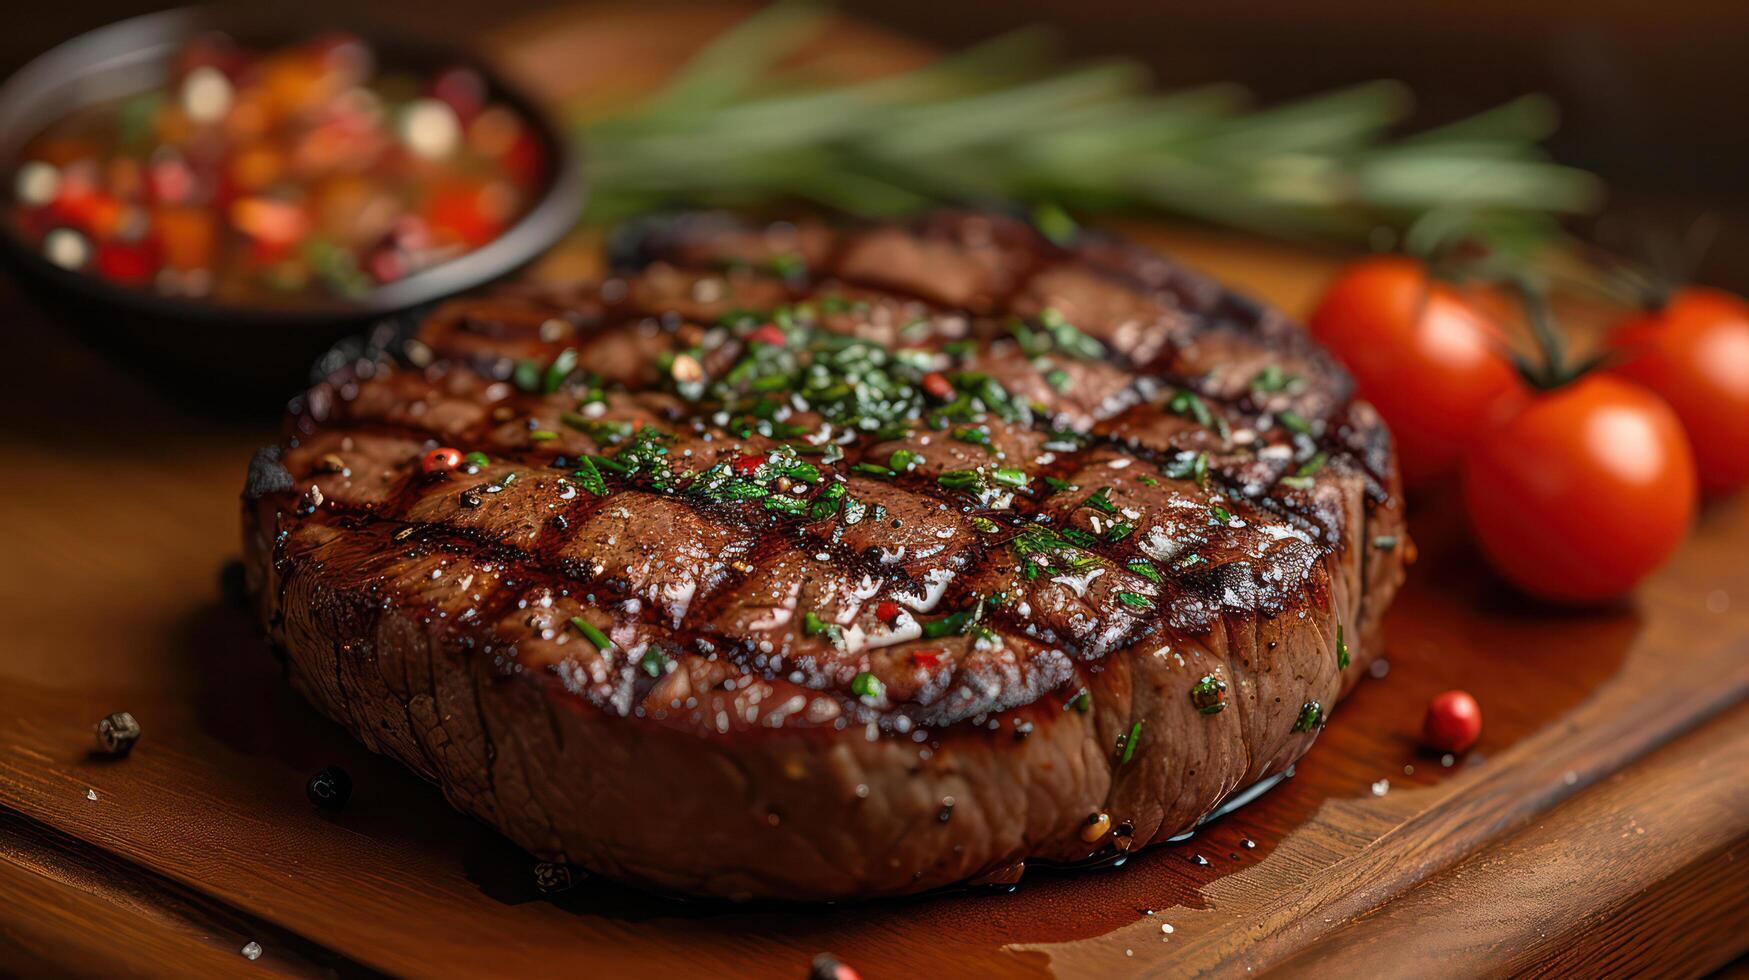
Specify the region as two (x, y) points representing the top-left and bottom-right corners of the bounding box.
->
(306, 766), (352, 809)
(533, 861), (575, 894)
(95, 711), (141, 756)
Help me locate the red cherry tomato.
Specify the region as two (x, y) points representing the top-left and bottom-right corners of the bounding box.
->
(748, 324), (787, 347)
(424, 180), (501, 249)
(96, 239), (159, 283)
(921, 372), (954, 401)
(1423, 690), (1482, 753)
(1611, 287), (1749, 495)
(1461, 374), (1696, 603)
(1308, 256), (1523, 487)
(421, 447), (463, 474)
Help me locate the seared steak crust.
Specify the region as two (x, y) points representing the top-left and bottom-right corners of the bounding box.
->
(243, 212), (1407, 900)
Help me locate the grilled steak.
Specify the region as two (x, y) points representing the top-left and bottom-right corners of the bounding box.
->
(242, 211), (1408, 901)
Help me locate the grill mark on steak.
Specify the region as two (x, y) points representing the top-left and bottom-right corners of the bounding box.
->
(245, 210), (1409, 900)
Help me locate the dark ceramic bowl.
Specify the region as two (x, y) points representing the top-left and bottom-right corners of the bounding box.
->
(0, 5), (585, 407)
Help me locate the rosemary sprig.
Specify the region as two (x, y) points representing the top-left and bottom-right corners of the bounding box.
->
(574, 4), (1601, 241)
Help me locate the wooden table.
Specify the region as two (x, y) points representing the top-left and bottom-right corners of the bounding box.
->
(2, 6), (1746, 976)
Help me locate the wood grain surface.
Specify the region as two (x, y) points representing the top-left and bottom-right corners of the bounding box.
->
(1, 4), (1746, 977)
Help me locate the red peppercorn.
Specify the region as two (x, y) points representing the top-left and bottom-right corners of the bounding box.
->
(748, 324), (787, 346)
(421, 447), (463, 473)
(1422, 690), (1482, 753)
(809, 954), (861, 980)
(96, 239), (158, 283)
(921, 372), (954, 401)
(875, 600), (902, 623)
(731, 453), (766, 477)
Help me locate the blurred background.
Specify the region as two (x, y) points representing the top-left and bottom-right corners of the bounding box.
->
(6, 0), (1746, 287)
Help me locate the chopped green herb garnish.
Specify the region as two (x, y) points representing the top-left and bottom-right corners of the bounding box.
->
(1190, 674), (1227, 715)
(462, 451), (490, 471)
(1117, 721), (1143, 764)
(568, 616), (613, 653)
(1280, 451), (1328, 490)
(809, 482), (847, 521)
(921, 610), (972, 638)
(528, 430), (559, 442)
(542, 348), (579, 394)
(560, 413), (636, 444)
(1037, 308), (1105, 359)
(767, 252), (806, 280)
(1167, 389), (1215, 428)
(1251, 364), (1298, 393)
(571, 457), (608, 496)
(1127, 558), (1163, 583)
(1032, 202), (1078, 247)
(1043, 476), (1078, 493)
(639, 648), (671, 678)
(1105, 522), (1135, 543)
(851, 671), (885, 699)
(689, 464), (770, 503)
(952, 426), (992, 446)
(762, 494), (809, 516)
(1116, 590), (1154, 610)
(1164, 451), (1211, 486)
(1011, 525), (1100, 573)
(608, 427), (677, 489)
(889, 449), (923, 472)
(1336, 623), (1350, 670)
(937, 469), (981, 491)
(803, 611), (842, 641)
(1293, 701), (1323, 732)
(990, 467), (1030, 489)
(1082, 487), (1118, 513)
(590, 453), (632, 475)
(1045, 367), (1072, 393)
(972, 516), (1000, 533)
(853, 462), (895, 478)
(1065, 688), (1091, 713)
(1209, 504), (1236, 526)
(1277, 410), (1313, 436)
(1061, 527), (1100, 548)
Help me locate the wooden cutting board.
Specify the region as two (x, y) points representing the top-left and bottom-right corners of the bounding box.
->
(1, 5), (1745, 976)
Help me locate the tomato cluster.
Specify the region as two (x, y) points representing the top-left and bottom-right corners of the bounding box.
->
(1310, 256), (1748, 604)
